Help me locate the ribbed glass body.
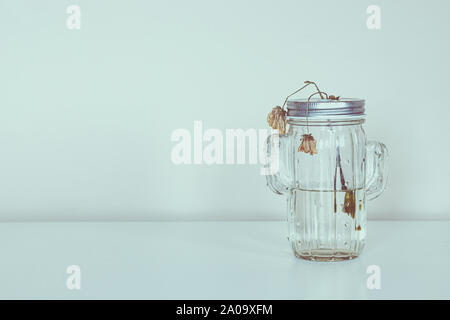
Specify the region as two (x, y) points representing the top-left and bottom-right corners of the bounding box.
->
(287, 119), (366, 261)
(266, 117), (388, 261)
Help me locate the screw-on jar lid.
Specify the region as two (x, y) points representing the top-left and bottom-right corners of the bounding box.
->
(287, 98), (365, 117)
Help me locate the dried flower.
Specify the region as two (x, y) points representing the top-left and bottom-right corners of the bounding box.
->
(267, 106), (286, 135)
(298, 134), (318, 155)
(328, 95), (340, 100)
(343, 190), (356, 219)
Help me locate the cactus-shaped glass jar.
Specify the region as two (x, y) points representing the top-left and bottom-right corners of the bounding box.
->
(265, 98), (388, 261)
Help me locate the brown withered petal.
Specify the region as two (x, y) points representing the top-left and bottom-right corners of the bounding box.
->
(298, 134), (318, 155)
(267, 106), (286, 135)
(304, 140), (311, 153)
(343, 190), (356, 219)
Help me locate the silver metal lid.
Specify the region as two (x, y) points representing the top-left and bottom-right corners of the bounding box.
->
(287, 98), (365, 117)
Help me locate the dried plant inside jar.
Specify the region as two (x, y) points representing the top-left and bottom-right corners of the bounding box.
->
(267, 81), (356, 219)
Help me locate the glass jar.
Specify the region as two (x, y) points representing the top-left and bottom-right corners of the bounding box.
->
(265, 98), (388, 261)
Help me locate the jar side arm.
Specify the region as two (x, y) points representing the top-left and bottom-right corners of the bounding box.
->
(263, 133), (292, 195)
(365, 140), (389, 201)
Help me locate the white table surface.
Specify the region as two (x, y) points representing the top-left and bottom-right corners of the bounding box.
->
(0, 221), (449, 299)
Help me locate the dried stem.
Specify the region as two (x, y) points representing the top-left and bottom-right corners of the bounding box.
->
(305, 91), (328, 133)
(281, 81), (327, 110)
(304, 81), (325, 99)
(281, 82), (312, 109)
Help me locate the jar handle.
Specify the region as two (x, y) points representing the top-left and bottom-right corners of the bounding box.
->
(365, 140), (389, 201)
(263, 132), (292, 195)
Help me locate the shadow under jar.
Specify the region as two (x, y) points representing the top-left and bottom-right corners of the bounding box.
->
(265, 98), (388, 261)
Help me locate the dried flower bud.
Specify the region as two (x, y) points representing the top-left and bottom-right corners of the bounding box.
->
(298, 134), (318, 155)
(343, 190), (356, 219)
(329, 95), (340, 100)
(267, 106), (286, 135)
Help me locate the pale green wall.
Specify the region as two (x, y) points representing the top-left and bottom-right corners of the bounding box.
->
(0, 0), (449, 220)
